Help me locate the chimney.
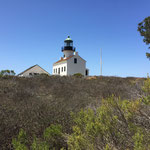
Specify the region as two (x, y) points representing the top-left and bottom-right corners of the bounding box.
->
(74, 52), (78, 55)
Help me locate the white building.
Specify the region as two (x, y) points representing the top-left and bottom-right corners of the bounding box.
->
(18, 64), (50, 77)
(53, 36), (89, 76)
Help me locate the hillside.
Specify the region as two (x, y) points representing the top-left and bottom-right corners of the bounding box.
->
(0, 75), (145, 149)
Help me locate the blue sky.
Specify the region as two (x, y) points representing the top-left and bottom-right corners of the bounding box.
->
(0, 0), (149, 77)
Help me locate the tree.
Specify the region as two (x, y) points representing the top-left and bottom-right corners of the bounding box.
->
(0, 70), (15, 76)
(138, 16), (150, 59)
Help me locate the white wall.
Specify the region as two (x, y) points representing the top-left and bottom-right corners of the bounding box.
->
(53, 62), (67, 76)
(67, 55), (86, 76)
(63, 50), (74, 58)
(53, 53), (88, 76)
(19, 65), (49, 77)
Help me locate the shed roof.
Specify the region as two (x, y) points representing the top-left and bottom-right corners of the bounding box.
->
(18, 64), (50, 76)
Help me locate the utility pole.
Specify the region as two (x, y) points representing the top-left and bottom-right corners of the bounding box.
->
(100, 48), (102, 76)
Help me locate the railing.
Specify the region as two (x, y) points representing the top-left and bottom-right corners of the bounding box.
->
(61, 46), (76, 51)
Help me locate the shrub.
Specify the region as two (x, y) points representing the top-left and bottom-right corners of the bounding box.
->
(68, 96), (150, 150)
(142, 77), (150, 105)
(142, 77), (150, 94)
(12, 129), (28, 150)
(12, 124), (65, 150)
(73, 73), (84, 78)
(0, 76), (145, 149)
(11, 77), (150, 150)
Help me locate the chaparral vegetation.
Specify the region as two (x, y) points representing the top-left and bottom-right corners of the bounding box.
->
(0, 75), (149, 150)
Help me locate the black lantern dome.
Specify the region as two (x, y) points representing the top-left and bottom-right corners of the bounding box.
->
(62, 36), (76, 52)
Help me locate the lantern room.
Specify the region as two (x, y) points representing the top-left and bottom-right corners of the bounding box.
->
(62, 36), (76, 52)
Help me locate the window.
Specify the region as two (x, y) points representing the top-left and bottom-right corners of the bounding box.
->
(62, 67), (63, 72)
(74, 58), (77, 64)
(58, 68), (60, 74)
(54, 69), (55, 73)
(64, 66), (66, 71)
(29, 73), (39, 76)
(56, 69), (57, 74)
(86, 70), (88, 76)
(34, 73), (39, 75)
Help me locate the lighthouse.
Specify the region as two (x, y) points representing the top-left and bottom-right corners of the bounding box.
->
(53, 36), (89, 76)
(62, 36), (75, 58)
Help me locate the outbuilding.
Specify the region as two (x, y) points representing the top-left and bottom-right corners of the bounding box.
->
(18, 64), (50, 77)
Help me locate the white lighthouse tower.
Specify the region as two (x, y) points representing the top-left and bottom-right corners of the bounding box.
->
(53, 36), (89, 76)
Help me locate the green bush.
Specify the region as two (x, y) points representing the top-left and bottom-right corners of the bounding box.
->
(73, 73), (84, 78)
(141, 77), (150, 105)
(12, 129), (28, 150)
(142, 77), (150, 94)
(68, 95), (150, 150)
(12, 124), (65, 150)
(12, 94), (150, 150)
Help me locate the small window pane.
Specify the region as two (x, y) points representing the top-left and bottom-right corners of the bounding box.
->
(86, 70), (88, 76)
(74, 58), (77, 64)
(58, 68), (60, 74)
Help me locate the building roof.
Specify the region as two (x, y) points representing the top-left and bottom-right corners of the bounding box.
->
(64, 36), (73, 42)
(53, 55), (74, 65)
(18, 64), (50, 76)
